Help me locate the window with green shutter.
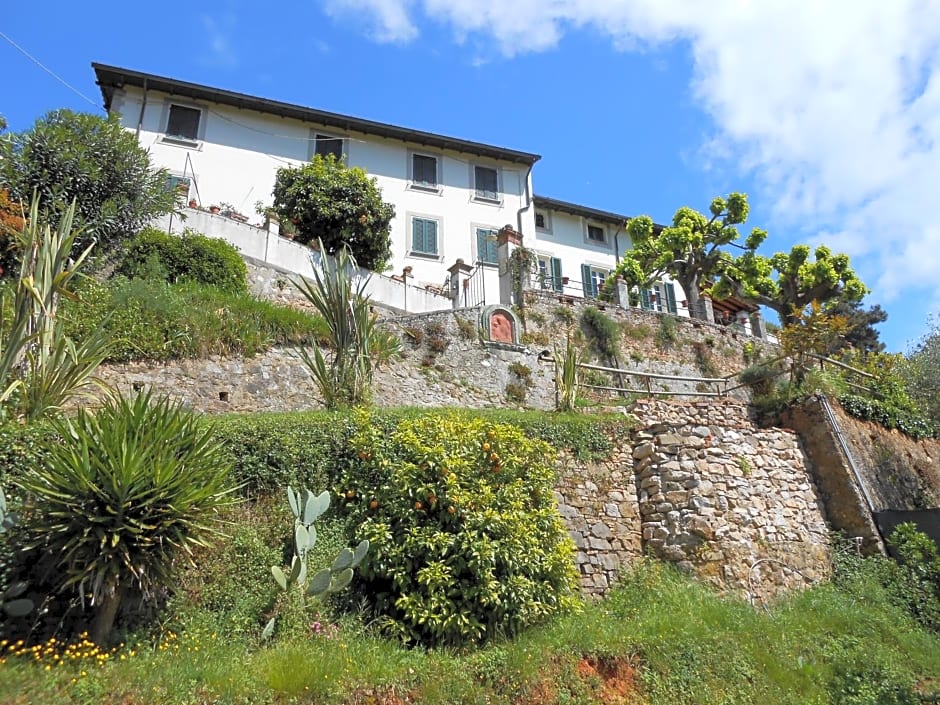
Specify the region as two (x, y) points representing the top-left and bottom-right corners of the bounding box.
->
(476, 228), (499, 265)
(663, 282), (678, 314)
(411, 217), (439, 256)
(550, 257), (563, 291)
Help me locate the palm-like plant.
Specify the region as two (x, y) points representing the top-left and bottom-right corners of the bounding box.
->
(293, 242), (400, 408)
(0, 196), (112, 420)
(16, 391), (238, 644)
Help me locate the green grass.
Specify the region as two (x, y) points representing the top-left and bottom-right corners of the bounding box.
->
(2, 550), (937, 705)
(57, 277), (329, 362)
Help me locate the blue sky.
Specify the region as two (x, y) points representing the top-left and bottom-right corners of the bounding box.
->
(4, 1), (940, 353)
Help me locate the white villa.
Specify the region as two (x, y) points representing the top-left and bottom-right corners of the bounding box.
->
(93, 63), (764, 336)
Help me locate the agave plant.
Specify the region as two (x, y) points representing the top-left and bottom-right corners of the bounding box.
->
(0, 196), (113, 421)
(16, 390), (238, 644)
(292, 242), (400, 409)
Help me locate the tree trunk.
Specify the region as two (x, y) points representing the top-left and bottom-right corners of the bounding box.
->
(681, 274), (702, 319)
(90, 584), (124, 646)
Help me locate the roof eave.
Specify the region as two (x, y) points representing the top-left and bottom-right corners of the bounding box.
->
(92, 63), (541, 166)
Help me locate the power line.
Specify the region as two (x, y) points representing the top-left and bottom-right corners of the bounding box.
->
(0, 30), (100, 110)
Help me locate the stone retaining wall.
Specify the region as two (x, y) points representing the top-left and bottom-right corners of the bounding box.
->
(555, 398), (831, 601)
(629, 399), (831, 600)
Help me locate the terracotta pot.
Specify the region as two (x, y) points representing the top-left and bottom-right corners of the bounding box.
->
(209, 205), (221, 214)
(188, 199), (198, 208)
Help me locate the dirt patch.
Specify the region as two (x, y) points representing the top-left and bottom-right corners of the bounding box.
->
(576, 656), (645, 705)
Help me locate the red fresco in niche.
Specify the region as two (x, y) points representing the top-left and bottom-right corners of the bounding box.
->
(490, 311), (514, 343)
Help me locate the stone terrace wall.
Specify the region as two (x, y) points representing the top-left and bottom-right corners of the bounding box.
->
(555, 448), (644, 595)
(552, 399), (831, 601)
(630, 399), (831, 601)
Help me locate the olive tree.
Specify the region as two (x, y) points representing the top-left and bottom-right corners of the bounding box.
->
(273, 155), (395, 272)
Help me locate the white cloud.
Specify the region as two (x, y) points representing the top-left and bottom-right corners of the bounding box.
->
(322, 0), (418, 43)
(324, 0), (940, 341)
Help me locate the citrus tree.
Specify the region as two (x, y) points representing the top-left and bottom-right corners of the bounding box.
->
(336, 412), (580, 647)
(273, 155), (395, 271)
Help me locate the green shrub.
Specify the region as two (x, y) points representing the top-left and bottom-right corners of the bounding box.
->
(656, 315), (679, 350)
(15, 391), (238, 643)
(839, 394), (936, 439)
(117, 228), (248, 294)
(212, 412), (355, 495)
(888, 523), (940, 632)
(580, 307), (620, 362)
(336, 411), (580, 646)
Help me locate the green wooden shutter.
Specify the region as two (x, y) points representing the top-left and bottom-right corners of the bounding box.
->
(581, 264), (593, 297)
(664, 282), (677, 314)
(426, 220), (438, 255)
(550, 257), (563, 292)
(412, 218), (438, 255)
(476, 228), (498, 264)
(640, 287), (652, 310)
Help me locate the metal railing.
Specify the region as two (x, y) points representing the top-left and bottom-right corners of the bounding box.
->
(460, 262), (486, 308)
(538, 353), (729, 399)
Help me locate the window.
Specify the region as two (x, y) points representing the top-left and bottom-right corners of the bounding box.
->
(537, 255), (563, 291)
(165, 104), (201, 142)
(586, 224), (606, 243)
(580, 264), (609, 298)
(473, 165), (499, 202)
(640, 282), (678, 314)
(476, 227), (499, 265)
(534, 210), (551, 231)
(411, 154), (439, 190)
(313, 133), (344, 161)
(411, 217), (439, 256)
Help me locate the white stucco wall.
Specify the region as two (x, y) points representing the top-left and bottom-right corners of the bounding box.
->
(528, 205), (690, 318)
(112, 87), (534, 305)
(154, 210), (452, 315)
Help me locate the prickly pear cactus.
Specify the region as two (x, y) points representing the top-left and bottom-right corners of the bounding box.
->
(263, 485), (368, 639)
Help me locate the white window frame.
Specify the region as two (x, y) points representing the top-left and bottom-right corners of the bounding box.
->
(407, 213), (443, 260)
(534, 209), (552, 232)
(407, 151), (442, 194)
(536, 253), (564, 291)
(584, 221), (609, 246)
(473, 224), (500, 266)
(581, 263), (610, 298)
(471, 163), (502, 205)
(308, 130), (347, 162)
(159, 101), (206, 149)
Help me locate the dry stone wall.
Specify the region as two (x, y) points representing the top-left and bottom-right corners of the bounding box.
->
(555, 449), (644, 594)
(628, 399), (830, 600)
(555, 399), (831, 601)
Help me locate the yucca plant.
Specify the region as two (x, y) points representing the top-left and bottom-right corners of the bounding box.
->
(16, 390), (238, 644)
(555, 336), (582, 412)
(292, 242), (400, 408)
(0, 196), (113, 420)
